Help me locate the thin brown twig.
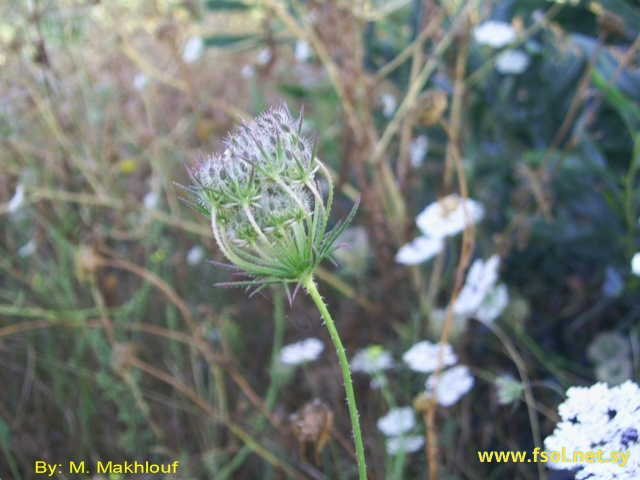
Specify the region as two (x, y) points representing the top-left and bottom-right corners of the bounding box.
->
(424, 118), (476, 480)
(88, 278), (166, 440)
(128, 356), (307, 480)
(547, 32), (640, 183)
(496, 31), (640, 255)
(422, 15), (469, 332)
(370, 1), (476, 168)
(374, 7), (447, 83)
(259, 0), (362, 143)
(443, 24), (468, 192)
(112, 19), (248, 120)
(541, 32), (606, 175)
(396, 4), (437, 187)
(487, 322), (546, 480)
(0, 319), (194, 350)
(94, 251), (286, 432)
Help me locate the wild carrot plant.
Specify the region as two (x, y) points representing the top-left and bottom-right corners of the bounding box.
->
(177, 102), (367, 479)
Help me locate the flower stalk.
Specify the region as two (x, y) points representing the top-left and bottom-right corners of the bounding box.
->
(302, 275), (367, 480)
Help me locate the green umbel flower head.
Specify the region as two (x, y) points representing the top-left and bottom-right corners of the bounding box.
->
(178, 102), (359, 301)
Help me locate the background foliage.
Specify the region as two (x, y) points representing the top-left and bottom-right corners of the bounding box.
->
(1, 0), (639, 479)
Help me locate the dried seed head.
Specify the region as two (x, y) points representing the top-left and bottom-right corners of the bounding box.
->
(75, 244), (101, 283)
(597, 11), (626, 38)
(111, 342), (136, 375)
(414, 88), (448, 126)
(290, 399), (334, 465)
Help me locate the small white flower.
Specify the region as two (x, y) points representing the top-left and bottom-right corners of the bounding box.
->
(494, 374), (523, 405)
(476, 283), (509, 323)
(182, 36), (204, 64)
(279, 338), (324, 365)
(395, 236), (443, 265)
(426, 365), (474, 407)
(409, 135), (429, 168)
(472, 20), (516, 48)
(380, 93), (397, 118)
(370, 376), (387, 389)
(377, 407), (416, 436)
(632, 252), (640, 276)
(495, 49), (530, 75)
(18, 238), (37, 257)
(351, 345), (393, 374)
(7, 184), (25, 213)
(255, 48), (272, 65)
(294, 40), (312, 62)
(403, 341), (457, 373)
(454, 255), (501, 317)
(587, 331), (630, 364)
(143, 191), (158, 210)
(241, 64), (256, 78)
(186, 245), (205, 266)
(133, 73), (148, 91)
(416, 194), (485, 239)
(385, 435), (425, 455)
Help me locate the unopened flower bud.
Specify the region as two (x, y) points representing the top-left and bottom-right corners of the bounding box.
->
(177, 101), (359, 301)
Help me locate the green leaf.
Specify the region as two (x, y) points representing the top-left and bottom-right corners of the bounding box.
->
(203, 34), (258, 49)
(592, 70), (640, 135)
(205, 0), (251, 10)
(277, 84), (313, 100)
(0, 418), (10, 444)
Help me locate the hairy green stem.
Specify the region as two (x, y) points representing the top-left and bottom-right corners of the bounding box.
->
(302, 275), (367, 480)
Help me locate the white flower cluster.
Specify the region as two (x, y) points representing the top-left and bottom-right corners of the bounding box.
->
(403, 341), (474, 407)
(495, 49), (530, 75)
(377, 406), (416, 436)
(396, 194), (485, 265)
(294, 41), (312, 63)
(425, 365), (474, 407)
(279, 338), (324, 366)
(351, 345), (393, 374)
(182, 36), (204, 64)
(587, 331), (632, 386)
(494, 374), (523, 405)
(424, 256), (510, 334)
(544, 381), (640, 479)
(133, 72), (148, 91)
(403, 341), (457, 373)
(377, 407), (425, 455)
(385, 435), (426, 455)
(186, 245), (205, 266)
(472, 20), (530, 75)
(380, 92), (397, 118)
(454, 255), (509, 324)
(633, 253), (640, 276)
(409, 135), (429, 168)
(7, 184), (25, 213)
(472, 20), (516, 48)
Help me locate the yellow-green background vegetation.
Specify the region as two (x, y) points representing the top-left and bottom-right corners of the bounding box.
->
(1, 0), (639, 479)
